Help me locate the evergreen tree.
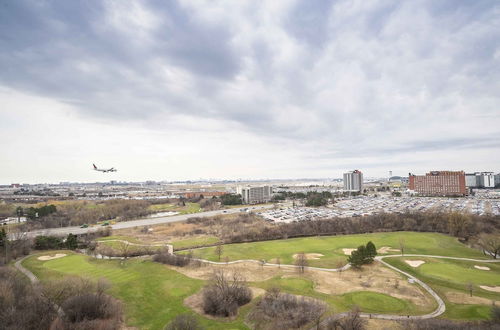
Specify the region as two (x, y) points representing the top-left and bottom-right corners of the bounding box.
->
(365, 241), (377, 261)
(66, 233), (78, 250)
(0, 228), (6, 247)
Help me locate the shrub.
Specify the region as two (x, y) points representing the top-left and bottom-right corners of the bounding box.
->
(165, 314), (205, 330)
(153, 250), (193, 267)
(202, 271), (252, 317)
(249, 288), (326, 329)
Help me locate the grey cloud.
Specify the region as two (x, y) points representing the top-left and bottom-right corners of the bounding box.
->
(0, 0), (499, 162)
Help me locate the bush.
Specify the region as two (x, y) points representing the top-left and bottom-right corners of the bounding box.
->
(165, 314), (205, 330)
(153, 250), (194, 267)
(34, 235), (63, 250)
(249, 288), (326, 329)
(202, 271), (252, 317)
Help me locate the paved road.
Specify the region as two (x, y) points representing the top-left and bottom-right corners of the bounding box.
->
(14, 256), (38, 283)
(23, 204), (275, 238)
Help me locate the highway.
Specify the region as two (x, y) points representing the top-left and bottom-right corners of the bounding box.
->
(24, 204), (275, 237)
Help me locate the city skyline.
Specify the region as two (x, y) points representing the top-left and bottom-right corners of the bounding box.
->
(1, 1), (499, 183)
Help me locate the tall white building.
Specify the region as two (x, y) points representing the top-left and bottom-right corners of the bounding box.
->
(236, 185), (272, 204)
(479, 172), (495, 188)
(343, 170), (363, 192)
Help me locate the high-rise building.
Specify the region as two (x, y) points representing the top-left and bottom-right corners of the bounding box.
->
(478, 172), (495, 188)
(465, 172), (496, 188)
(409, 171), (466, 196)
(236, 185), (272, 204)
(343, 170), (363, 192)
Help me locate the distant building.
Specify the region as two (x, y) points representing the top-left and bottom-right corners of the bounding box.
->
(409, 171), (466, 196)
(465, 172), (496, 189)
(236, 185), (272, 204)
(343, 170), (363, 192)
(495, 173), (500, 188)
(478, 172), (495, 188)
(465, 173), (479, 188)
(181, 191), (228, 199)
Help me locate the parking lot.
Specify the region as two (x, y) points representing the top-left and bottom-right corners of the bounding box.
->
(259, 196), (500, 223)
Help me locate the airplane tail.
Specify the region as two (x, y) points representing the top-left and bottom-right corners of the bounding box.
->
(93, 164), (97, 169)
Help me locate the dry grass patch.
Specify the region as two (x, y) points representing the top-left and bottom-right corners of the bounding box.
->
(313, 263), (433, 307)
(377, 246), (400, 254)
(166, 262), (297, 282)
(445, 291), (495, 305)
(292, 253), (324, 260)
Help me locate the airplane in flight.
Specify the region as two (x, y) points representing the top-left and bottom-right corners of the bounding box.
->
(93, 164), (117, 173)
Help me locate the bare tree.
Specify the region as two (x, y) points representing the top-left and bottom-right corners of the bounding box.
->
(399, 238), (405, 256)
(478, 234), (500, 259)
(276, 257), (281, 269)
(202, 270), (252, 317)
(295, 252), (308, 274)
(327, 307), (366, 330)
(117, 241), (131, 262)
(335, 260), (345, 278)
(215, 243), (223, 262)
(466, 282), (474, 297)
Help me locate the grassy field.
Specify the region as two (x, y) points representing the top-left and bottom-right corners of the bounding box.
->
(172, 236), (220, 250)
(148, 202), (201, 214)
(384, 257), (500, 320)
(22, 252), (250, 330)
(96, 235), (144, 244)
(186, 232), (488, 268)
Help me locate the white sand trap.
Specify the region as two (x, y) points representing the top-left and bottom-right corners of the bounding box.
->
(377, 246), (400, 254)
(474, 265), (490, 271)
(405, 260), (425, 268)
(38, 253), (67, 261)
(480, 285), (500, 293)
(343, 248), (356, 256)
(293, 253), (324, 260)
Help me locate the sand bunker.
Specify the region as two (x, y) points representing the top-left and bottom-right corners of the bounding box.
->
(474, 265), (490, 271)
(405, 260), (425, 268)
(377, 246), (401, 254)
(342, 248), (356, 255)
(480, 285), (500, 293)
(292, 253), (324, 260)
(38, 253), (67, 261)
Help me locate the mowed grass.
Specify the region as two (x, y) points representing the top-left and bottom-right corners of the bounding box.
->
(187, 232), (487, 268)
(384, 257), (500, 320)
(149, 202), (201, 214)
(96, 235), (143, 244)
(172, 236), (220, 250)
(22, 252), (248, 330)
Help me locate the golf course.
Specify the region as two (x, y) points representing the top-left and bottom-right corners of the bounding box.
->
(20, 231), (499, 329)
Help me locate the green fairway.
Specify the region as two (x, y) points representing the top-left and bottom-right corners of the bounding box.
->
(342, 291), (410, 313)
(96, 235), (144, 244)
(444, 303), (493, 320)
(187, 232), (487, 268)
(149, 202), (201, 214)
(384, 257), (500, 320)
(22, 252), (248, 330)
(172, 236), (220, 250)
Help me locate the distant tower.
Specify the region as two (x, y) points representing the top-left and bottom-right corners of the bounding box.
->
(389, 171), (393, 178)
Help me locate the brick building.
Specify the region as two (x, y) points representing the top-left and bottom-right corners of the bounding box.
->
(409, 171), (466, 196)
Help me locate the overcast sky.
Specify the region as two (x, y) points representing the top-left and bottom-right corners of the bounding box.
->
(1, 0), (499, 184)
